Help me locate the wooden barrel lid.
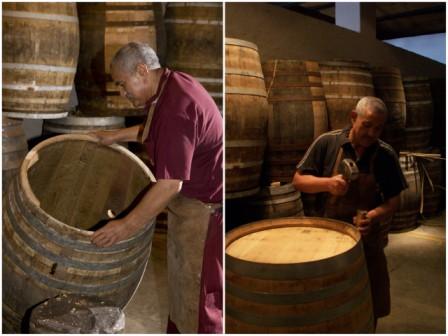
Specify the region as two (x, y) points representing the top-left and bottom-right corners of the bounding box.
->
(226, 226), (356, 264)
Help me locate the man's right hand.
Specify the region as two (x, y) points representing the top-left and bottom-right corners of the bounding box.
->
(327, 174), (349, 196)
(89, 130), (118, 146)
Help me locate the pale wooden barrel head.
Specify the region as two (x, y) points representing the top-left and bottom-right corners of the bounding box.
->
(227, 226), (356, 264)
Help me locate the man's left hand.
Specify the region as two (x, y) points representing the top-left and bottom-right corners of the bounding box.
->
(353, 215), (373, 236)
(91, 219), (137, 247)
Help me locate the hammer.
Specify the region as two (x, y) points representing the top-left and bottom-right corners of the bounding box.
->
(338, 158), (359, 182)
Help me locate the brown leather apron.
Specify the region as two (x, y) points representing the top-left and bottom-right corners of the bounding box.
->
(166, 194), (216, 332)
(325, 147), (391, 319)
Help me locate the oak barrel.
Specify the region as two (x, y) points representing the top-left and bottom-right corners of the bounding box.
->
(372, 67), (406, 153)
(246, 183), (304, 221)
(320, 60), (374, 130)
(2, 117), (28, 193)
(226, 38), (270, 199)
(226, 217), (374, 333)
(165, 2), (222, 110)
(2, 3), (79, 119)
(43, 116), (125, 134)
(262, 60), (328, 183)
(3, 134), (156, 332)
(402, 77), (434, 151)
(390, 153), (421, 232)
(75, 2), (158, 116)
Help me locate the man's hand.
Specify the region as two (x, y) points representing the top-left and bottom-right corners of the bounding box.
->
(328, 174), (349, 196)
(353, 214), (374, 236)
(89, 130), (118, 146)
(91, 218), (138, 247)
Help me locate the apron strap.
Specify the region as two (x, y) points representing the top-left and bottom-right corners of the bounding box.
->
(138, 71), (172, 143)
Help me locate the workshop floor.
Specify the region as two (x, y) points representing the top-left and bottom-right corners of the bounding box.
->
(123, 213), (446, 334)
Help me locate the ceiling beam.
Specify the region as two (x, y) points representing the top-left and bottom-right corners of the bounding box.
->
(377, 4), (446, 22)
(271, 3), (335, 23)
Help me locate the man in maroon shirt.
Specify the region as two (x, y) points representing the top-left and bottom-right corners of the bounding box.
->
(91, 42), (223, 333)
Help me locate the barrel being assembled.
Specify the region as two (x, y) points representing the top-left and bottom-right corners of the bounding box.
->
(226, 217), (374, 333)
(2, 3), (79, 119)
(3, 134), (156, 332)
(226, 38), (270, 199)
(165, 2), (223, 110)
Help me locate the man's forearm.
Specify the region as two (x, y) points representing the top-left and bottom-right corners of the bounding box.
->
(367, 195), (400, 224)
(124, 179), (182, 231)
(292, 172), (333, 193)
(113, 125), (141, 142)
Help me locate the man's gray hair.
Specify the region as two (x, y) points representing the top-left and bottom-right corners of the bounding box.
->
(355, 96), (388, 117)
(111, 42), (160, 74)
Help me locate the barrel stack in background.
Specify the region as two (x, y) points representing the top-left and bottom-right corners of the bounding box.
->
(225, 38), (270, 200)
(2, 135), (155, 333)
(262, 60), (328, 184)
(3, 3), (79, 119)
(226, 217), (374, 333)
(165, 2), (223, 111)
(319, 60), (374, 130)
(372, 67), (406, 154)
(402, 77), (434, 152)
(2, 117), (28, 194)
(391, 153), (421, 232)
(75, 2), (158, 117)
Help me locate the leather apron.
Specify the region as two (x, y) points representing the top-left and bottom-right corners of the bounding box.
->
(325, 147), (391, 319)
(166, 194), (217, 332)
(139, 71), (222, 332)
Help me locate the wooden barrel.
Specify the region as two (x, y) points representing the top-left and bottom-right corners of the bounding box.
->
(262, 60), (328, 183)
(2, 117), (28, 194)
(43, 116), (125, 134)
(75, 3), (158, 117)
(320, 60), (374, 130)
(372, 67), (406, 153)
(2, 134), (156, 333)
(226, 217), (374, 333)
(391, 153), (421, 232)
(418, 149), (443, 217)
(2, 3), (79, 119)
(402, 77), (434, 151)
(246, 183), (304, 221)
(165, 2), (222, 110)
(225, 38), (270, 199)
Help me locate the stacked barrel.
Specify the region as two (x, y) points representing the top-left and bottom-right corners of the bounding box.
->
(319, 60), (374, 130)
(372, 67), (406, 153)
(165, 2), (222, 110)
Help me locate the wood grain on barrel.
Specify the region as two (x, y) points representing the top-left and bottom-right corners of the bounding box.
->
(227, 227), (355, 264)
(2, 134), (155, 333)
(225, 38), (270, 199)
(262, 60), (328, 183)
(44, 116), (125, 134)
(403, 77), (434, 151)
(372, 67), (406, 153)
(2, 117), (28, 193)
(320, 60), (374, 130)
(165, 3), (222, 109)
(226, 217), (374, 333)
(76, 3), (157, 116)
(2, 3), (79, 118)
(391, 153), (421, 232)
(246, 183), (304, 221)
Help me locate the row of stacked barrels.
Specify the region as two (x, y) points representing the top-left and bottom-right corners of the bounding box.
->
(224, 37), (444, 231)
(2, 2), (221, 333)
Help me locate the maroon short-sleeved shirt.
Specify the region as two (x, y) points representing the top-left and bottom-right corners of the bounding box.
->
(144, 69), (222, 203)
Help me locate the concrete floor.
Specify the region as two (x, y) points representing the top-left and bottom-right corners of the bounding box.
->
(123, 214), (445, 334)
(124, 232), (168, 333)
(378, 212), (446, 333)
